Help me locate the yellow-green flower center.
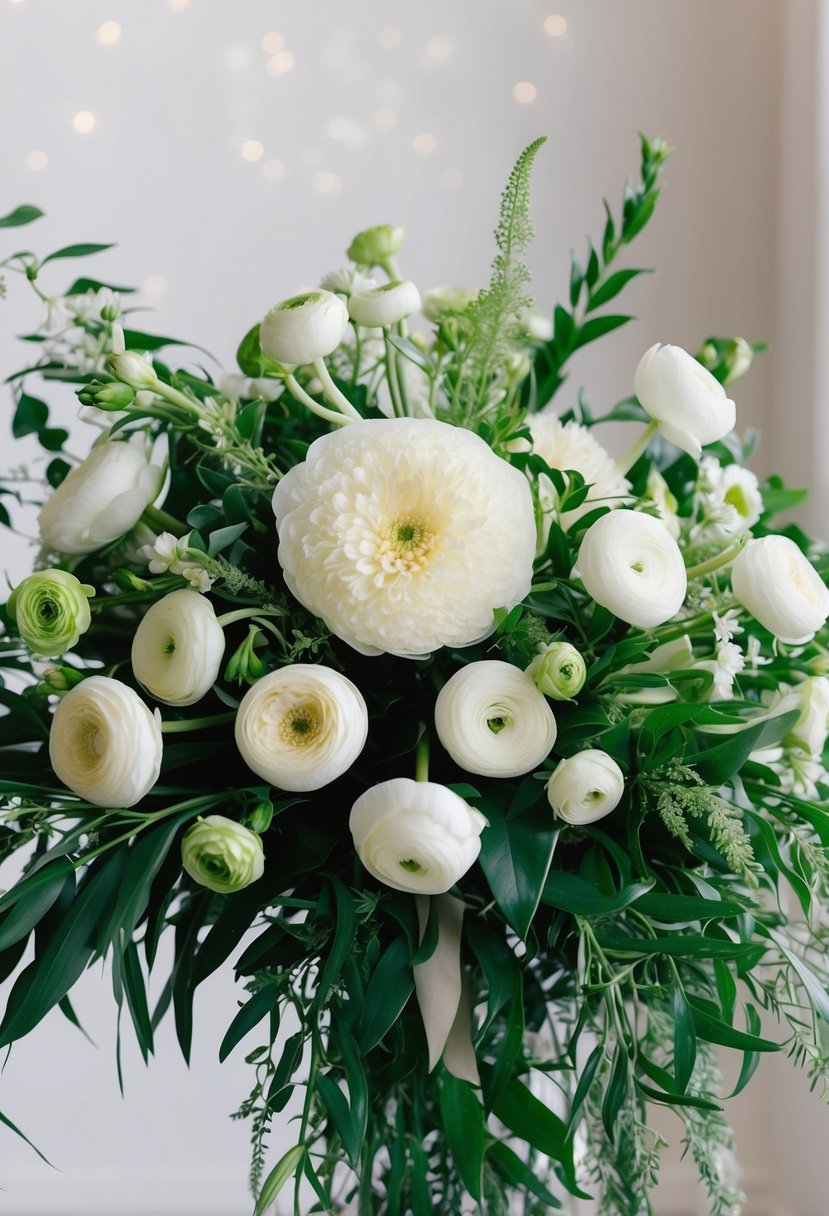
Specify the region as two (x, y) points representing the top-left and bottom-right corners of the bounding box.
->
(279, 702), (323, 747)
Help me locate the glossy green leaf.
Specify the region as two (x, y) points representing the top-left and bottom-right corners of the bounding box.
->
(254, 1144), (305, 1215)
(586, 269), (651, 312)
(0, 857), (73, 949)
(439, 1074), (485, 1202)
(488, 1141), (563, 1208)
(601, 1046), (629, 1139)
(478, 799), (558, 939)
(673, 984), (696, 1093)
(687, 998), (781, 1052)
(595, 930), (761, 961)
(0, 204), (43, 228)
(41, 242), (115, 265)
(219, 985), (277, 1062)
(359, 937), (413, 1052)
(542, 871), (653, 917)
(490, 1076), (582, 1195)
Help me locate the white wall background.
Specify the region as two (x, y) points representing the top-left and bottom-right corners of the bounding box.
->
(1, 1), (828, 1213)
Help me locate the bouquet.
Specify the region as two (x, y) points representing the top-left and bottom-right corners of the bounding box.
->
(2, 134), (829, 1216)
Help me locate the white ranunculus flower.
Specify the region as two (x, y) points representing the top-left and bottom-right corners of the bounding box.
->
(235, 664), (368, 791)
(525, 414), (631, 537)
(422, 286), (477, 322)
(131, 590), (226, 706)
(731, 536), (829, 644)
(634, 343), (736, 458)
(776, 676), (829, 756)
(546, 749), (625, 826)
(49, 675), (163, 807)
(259, 290), (349, 367)
(39, 437), (163, 556)
(348, 280), (421, 328)
(572, 509), (687, 629)
(435, 660), (557, 777)
(319, 267), (378, 296)
(349, 777), (487, 895)
(272, 417), (536, 657)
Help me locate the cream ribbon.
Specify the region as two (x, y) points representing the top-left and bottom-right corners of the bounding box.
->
(413, 893), (480, 1085)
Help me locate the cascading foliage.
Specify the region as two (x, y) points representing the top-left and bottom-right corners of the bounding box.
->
(2, 135), (829, 1216)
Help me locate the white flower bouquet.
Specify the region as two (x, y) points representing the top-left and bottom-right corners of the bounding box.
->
(2, 135), (829, 1215)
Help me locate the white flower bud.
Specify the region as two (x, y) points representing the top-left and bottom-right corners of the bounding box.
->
(731, 536), (829, 644)
(107, 350), (159, 390)
(350, 777), (487, 895)
(259, 290), (349, 367)
(526, 642), (586, 701)
(547, 749), (624, 826)
(347, 224), (404, 266)
(235, 664), (368, 791)
(634, 343), (736, 458)
(49, 675), (163, 807)
(572, 510), (687, 629)
(434, 660), (557, 777)
(131, 590), (226, 706)
(181, 815), (264, 894)
(347, 280), (421, 328)
(422, 286), (477, 322)
(39, 438), (163, 556)
(777, 677), (829, 757)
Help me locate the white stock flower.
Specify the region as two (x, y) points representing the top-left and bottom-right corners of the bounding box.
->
(39, 437), (163, 556)
(646, 468), (681, 539)
(108, 349), (158, 390)
(697, 640), (745, 701)
(634, 343), (736, 458)
(777, 676), (829, 757)
(259, 290), (349, 366)
(572, 510), (687, 629)
(131, 590), (226, 706)
(526, 414), (631, 534)
(713, 609), (744, 645)
(272, 418), (536, 657)
(349, 777), (487, 895)
(175, 565), (214, 593)
(546, 749), (625, 826)
(139, 531), (183, 573)
(731, 536), (829, 644)
(49, 675), (163, 807)
(434, 660), (557, 777)
(235, 664), (368, 791)
(348, 281), (422, 328)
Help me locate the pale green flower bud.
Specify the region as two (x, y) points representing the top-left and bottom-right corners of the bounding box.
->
(181, 814), (265, 894)
(526, 642), (586, 701)
(41, 665), (86, 693)
(224, 625), (266, 686)
(107, 350), (159, 390)
(7, 569), (95, 657)
(347, 224), (404, 267)
(77, 381), (136, 411)
(808, 655), (829, 677)
(722, 338), (754, 385)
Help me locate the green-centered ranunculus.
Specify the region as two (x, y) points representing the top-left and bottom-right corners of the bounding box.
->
(181, 815), (265, 894)
(525, 641), (587, 701)
(7, 569), (95, 657)
(346, 223), (404, 267)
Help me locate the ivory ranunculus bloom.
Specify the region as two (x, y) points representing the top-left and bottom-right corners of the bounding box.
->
(435, 660), (557, 777)
(547, 749), (625, 826)
(272, 418), (536, 657)
(350, 778), (487, 895)
(38, 438), (163, 556)
(7, 569), (94, 656)
(235, 664), (368, 791)
(259, 290), (349, 367)
(526, 642), (586, 701)
(634, 343), (736, 458)
(181, 815), (264, 894)
(49, 675), (163, 807)
(572, 510), (687, 629)
(348, 280), (421, 328)
(131, 590), (226, 706)
(731, 536), (829, 644)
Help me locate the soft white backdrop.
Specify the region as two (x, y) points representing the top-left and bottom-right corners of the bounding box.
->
(1, 1), (828, 1213)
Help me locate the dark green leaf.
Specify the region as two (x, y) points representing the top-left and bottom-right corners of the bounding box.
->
(41, 243), (115, 265)
(488, 1141), (563, 1208)
(439, 1074), (485, 1202)
(601, 1046), (629, 1139)
(673, 984), (696, 1093)
(542, 871), (653, 917)
(587, 269), (651, 312)
(219, 985), (278, 1062)
(478, 799), (558, 939)
(0, 205), (44, 228)
(491, 1077), (583, 1196)
(573, 314), (633, 351)
(254, 1144), (305, 1216)
(359, 937), (414, 1052)
(687, 998), (781, 1052)
(0, 857), (73, 952)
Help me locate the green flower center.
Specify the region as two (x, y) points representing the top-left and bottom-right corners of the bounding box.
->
(724, 484), (751, 518)
(399, 858), (423, 874)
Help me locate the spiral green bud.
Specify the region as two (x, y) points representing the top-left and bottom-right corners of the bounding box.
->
(181, 814), (265, 894)
(525, 641), (586, 701)
(7, 569), (95, 657)
(77, 381), (136, 411)
(347, 224), (404, 267)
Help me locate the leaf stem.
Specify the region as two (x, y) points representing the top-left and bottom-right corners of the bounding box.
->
(160, 711), (236, 733)
(311, 359), (363, 421)
(684, 535), (749, 581)
(284, 374), (354, 427)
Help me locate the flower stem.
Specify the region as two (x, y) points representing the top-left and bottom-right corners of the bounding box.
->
(383, 331), (405, 417)
(284, 374), (354, 427)
(142, 504), (186, 534)
(216, 606), (283, 628)
(614, 419), (658, 476)
(415, 729), (430, 782)
(685, 534), (749, 581)
(311, 358), (363, 421)
(160, 711), (236, 733)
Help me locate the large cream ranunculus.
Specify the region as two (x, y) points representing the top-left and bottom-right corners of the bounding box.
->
(546, 749), (625, 825)
(272, 418), (536, 656)
(527, 414), (631, 533)
(235, 664), (368, 791)
(572, 509), (687, 629)
(39, 438), (163, 556)
(349, 777), (487, 895)
(634, 343), (736, 459)
(131, 590), (226, 706)
(49, 675), (163, 807)
(434, 660), (557, 777)
(731, 536), (829, 644)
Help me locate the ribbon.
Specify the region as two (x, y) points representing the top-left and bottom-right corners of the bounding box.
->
(413, 893), (480, 1085)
